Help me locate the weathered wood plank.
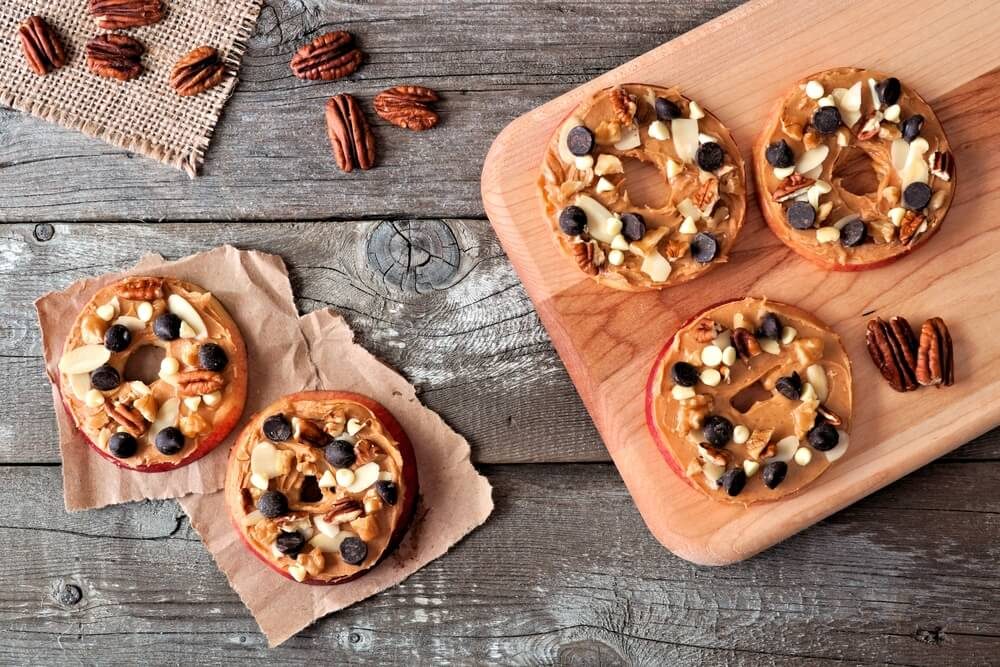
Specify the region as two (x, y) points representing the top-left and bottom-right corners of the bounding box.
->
(0, 0), (743, 222)
(1, 464), (998, 665)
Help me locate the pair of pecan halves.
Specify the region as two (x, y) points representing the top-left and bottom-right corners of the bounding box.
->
(866, 316), (954, 392)
(19, 16), (66, 76)
(325, 93), (376, 173)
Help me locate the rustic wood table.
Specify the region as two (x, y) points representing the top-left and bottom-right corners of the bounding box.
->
(1, 1), (998, 664)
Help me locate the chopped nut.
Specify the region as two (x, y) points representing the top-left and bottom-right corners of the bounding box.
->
(674, 394), (713, 436)
(772, 173), (815, 202)
(609, 86), (638, 126)
(929, 151), (954, 182)
(731, 328), (761, 360)
(297, 547), (325, 577)
(325, 498), (363, 524)
(803, 130), (822, 150)
(293, 417), (330, 448)
(134, 393), (157, 422)
(698, 444), (730, 467)
(898, 210), (925, 245)
(692, 319), (721, 343)
(179, 412), (208, 438)
(115, 277), (164, 300)
(816, 404), (843, 426)
(745, 428), (775, 461)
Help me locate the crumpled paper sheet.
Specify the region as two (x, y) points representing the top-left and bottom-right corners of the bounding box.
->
(36, 245), (311, 510)
(179, 307), (494, 646)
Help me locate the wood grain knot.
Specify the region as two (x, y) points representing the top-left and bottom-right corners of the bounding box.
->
(52, 582), (82, 606)
(366, 220), (460, 293)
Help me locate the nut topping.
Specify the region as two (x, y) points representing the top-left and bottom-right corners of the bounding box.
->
(816, 404), (843, 426)
(929, 151), (954, 182)
(105, 403), (147, 437)
(175, 370), (224, 397)
(772, 174), (815, 202)
(292, 417), (329, 448)
(89, 0), (164, 30)
(325, 94), (376, 173)
(698, 444), (730, 467)
(691, 177), (719, 213)
(86, 34), (144, 82)
(170, 47), (226, 97)
(325, 498), (363, 524)
(692, 319), (721, 343)
(865, 317), (919, 392)
(745, 428), (776, 461)
(916, 317), (954, 387)
(290, 31), (362, 81)
(730, 327), (761, 360)
(898, 209), (925, 245)
(355, 439), (384, 465)
(374, 86), (441, 131)
(571, 240), (601, 276)
(115, 277), (163, 300)
(609, 87), (638, 126)
(18, 17), (66, 76)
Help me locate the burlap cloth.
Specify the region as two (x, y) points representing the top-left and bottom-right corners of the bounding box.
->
(0, 0), (264, 176)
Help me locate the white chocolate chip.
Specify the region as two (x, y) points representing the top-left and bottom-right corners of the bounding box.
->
(883, 104), (901, 123)
(671, 385), (696, 400)
(781, 326), (797, 345)
(773, 165), (795, 179)
(574, 155), (594, 171)
(794, 447), (813, 466)
(688, 100), (705, 119)
(250, 473), (269, 491)
(335, 468), (356, 487)
(759, 338), (781, 355)
(610, 234), (629, 251)
(721, 346), (737, 367)
(700, 345), (723, 367)
(888, 207), (906, 226)
(136, 301), (153, 322)
(665, 158), (683, 181)
(678, 217), (699, 235)
(595, 177), (614, 193)
(179, 321), (197, 339)
(815, 226), (840, 244)
(836, 129), (850, 147)
(607, 249), (625, 266)
(700, 368), (721, 387)
(159, 356), (179, 377)
(743, 460), (760, 477)
(733, 425), (750, 445)
(805, 80), (825, 99)
(648, 120), (670, 141)
(800, 382), (818, 403)
(318, 470), (337, 488)
(202, 390), (222, 406)
(817, 95), (836, 108)
(183, 395), (202, 411)
(84, 388), (105, 408)
(346, 418), (365, 436)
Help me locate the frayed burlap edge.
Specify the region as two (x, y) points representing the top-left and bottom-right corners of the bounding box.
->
(0, 1), (264, 177)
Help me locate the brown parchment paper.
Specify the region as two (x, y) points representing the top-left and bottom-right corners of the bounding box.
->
(36, 245), (312, 511)
(178, 308), (494, 647)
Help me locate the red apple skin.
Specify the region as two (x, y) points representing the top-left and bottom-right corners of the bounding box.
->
(228, 390), (419, 586)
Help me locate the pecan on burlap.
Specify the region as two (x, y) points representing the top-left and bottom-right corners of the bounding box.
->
(86, 34), (145, 82)
(325, 94), (376, 172)
(18, 16), (66, 76)
(290, 31), (362, 81)
(374, 86), (441, 131)
(171, 46), (226, 96)
(89, 0), (164, 30)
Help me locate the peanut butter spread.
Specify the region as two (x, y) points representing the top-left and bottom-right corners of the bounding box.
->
(58, 277), (247, 470)
(648, 298), (853, 505)
(754, 67), (955, 269)
(225, 392), (415, 584)
(540, 84), (747, 291)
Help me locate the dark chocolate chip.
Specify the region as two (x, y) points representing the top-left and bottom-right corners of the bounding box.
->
(719, 468), (747, 496)
(775, 371), (802, 400)
(670, 361), (699, 387)
(876, 77), (901, 106)
(703, 415), (733, 447)
(154, 426), (185, 456)
(90, 364), (121, 391)
(765, 139), (795, 168)
(690, 232), (718, 263)
(903, 182), (932, 210)
(262, 414), (292, 442)
(153, 313), (182, 341)
(761, 460), (788, 489)
(655, 97), (682, 120)
(621, 212), (646, 242)
(566, 125), (594, 156)
(696, 142), (725, 172)
(757, 312), (782, 340)
(812, 106), (842, 134)
(256, 490), (288, 519)
(558, 206), (587, 236)
(103, 324), (131, 352)
(276, 531), (306, 556)
(901, 114), (924, 143)
(807, 421), (839, 451)
(198, 343), (228, 371)
(840, 219), (867, 247)
(786, 201), (816, 230)
(375, 480), (398, 506)
(339, 536), (368, 565)
(108, 432), (137, 458)
(324, 440), (356, 468)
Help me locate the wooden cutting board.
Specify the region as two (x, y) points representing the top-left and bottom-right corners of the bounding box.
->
(481, 0), (1000, 565)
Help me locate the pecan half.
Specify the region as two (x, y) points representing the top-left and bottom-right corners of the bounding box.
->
(772, 174), (815, 202)
(929, 151), (954, 182)
(609, 87), (637, 125)
(866, 317), (918, 392)
(325, 93), (376, 172)
(355, 439), (383, 465)
(692, 177), (719, 213)
(916, 317), (954, 387)
(816, 404), (843, 426)
(665, 238), (689, 261)
(898, 209), (925, 245)
(116, 276), (163, 300)
(692, 319), (721, 343)
(291, 31), (362, 81)
(86, 34), (144, 81)
(89, 0), (164, 30)
(176, 370), (224, 396)
(731, 327), (761, 360)
(105, 403), (147, 437)
(374, 85), (440, 131)
(572, 240), (600, 276)
(171, 46), (226, 97)
(325, 498), (363, 524)
(292, 417), (331, 448)
(18, 17), (66, 76)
